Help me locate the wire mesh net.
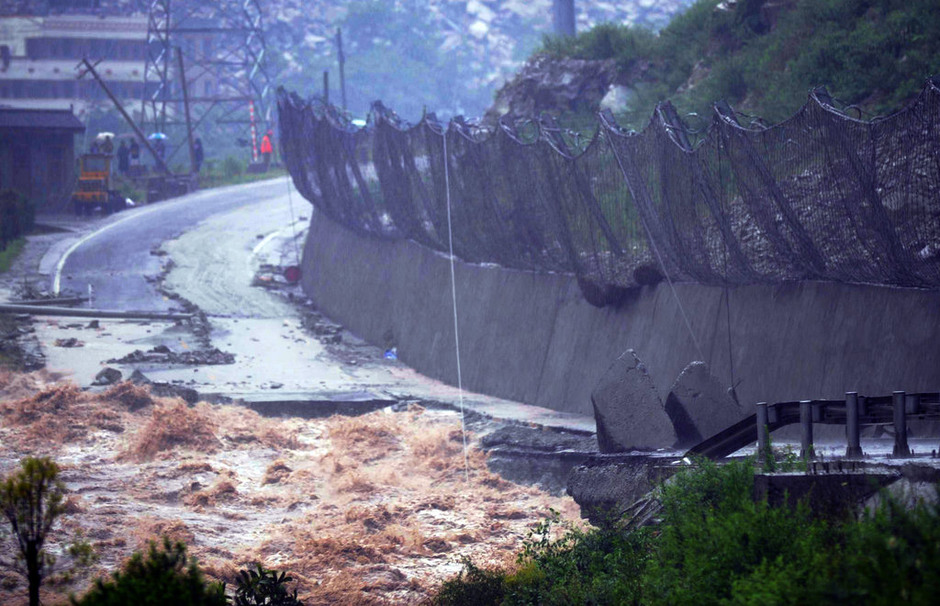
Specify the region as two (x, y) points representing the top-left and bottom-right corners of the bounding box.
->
(277, 78), (940, 307)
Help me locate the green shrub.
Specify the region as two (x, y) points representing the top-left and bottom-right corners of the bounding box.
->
(538, 0), (940, 128)
(222, 156), (244, 178)
(71, 537), (226, 606)
(431, 458), (940, 606)
(646, 458), (837, 605)
(839, 487), (940, 604)
(234, 563), (302, 606)
(431, 558), (507, 606)
(504, 512), (648, 606)
(1, 457), (68, 606)
(0, 190), (34, 252)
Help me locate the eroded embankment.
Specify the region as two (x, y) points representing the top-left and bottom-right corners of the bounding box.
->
(0, 370), (580, 605)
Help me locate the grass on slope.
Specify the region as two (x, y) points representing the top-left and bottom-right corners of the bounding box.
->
(540, 0), (940, 128)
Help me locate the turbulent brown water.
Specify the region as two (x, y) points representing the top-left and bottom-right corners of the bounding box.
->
(0, 371), (581, 604)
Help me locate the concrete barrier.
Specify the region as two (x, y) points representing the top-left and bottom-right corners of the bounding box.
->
(301, 211), (940, 418)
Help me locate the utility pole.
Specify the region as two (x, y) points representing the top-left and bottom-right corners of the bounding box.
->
(553, 0), (576, 37)
(336, 27), (347, 111)
(323, 70), (329, 104)
(78, 58), (172, 176)
(176, 47), (197, 176)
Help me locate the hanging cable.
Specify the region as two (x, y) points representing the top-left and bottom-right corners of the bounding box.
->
(605, 128), (706, 362)
(442, 127), (472, 483)
(284, 173), (303, 265)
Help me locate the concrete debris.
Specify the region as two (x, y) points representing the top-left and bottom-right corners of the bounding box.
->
(591, 349), (677, 453)
(567, 453), (680, 525)
(301, 309), (344, 345)
(129, 369), (152, 384)
(107, 346), (235, 366)
(129, 368), (200, 404)
(93, 367), (123, 386)
(664, 361), (747, 448)
(0, 314), (44, 370)
(481, 424), (596, 454)
(53, 337), (84, 348)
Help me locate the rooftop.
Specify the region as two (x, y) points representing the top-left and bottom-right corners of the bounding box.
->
(0, 106), (84, 130)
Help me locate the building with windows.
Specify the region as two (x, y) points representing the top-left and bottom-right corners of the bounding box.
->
(0, 13), (150, 117)
(0, 10), (216, 125)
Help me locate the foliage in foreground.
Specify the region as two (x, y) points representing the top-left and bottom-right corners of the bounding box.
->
(0, 190), (34, 255)
(0, 457), (95, 606)
(70, 536), (306, 605)
(432, 457), (940, 605)
(71, 538), (227, 606)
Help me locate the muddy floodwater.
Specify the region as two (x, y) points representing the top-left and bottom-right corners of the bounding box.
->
(0, 371), (582, 605)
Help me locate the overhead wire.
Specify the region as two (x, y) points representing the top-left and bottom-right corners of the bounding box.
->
(441, 126), (472, 483)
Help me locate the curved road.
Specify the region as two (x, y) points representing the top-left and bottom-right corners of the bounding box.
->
(39, 178), (592, 431)
(54, 178), (300, 312)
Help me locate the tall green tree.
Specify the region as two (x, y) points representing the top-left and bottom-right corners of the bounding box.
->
(0, 457), (67, 606)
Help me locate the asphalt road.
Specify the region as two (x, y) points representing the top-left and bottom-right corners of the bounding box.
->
(54, 178), (299, 312)
(34, 178), (594, 432)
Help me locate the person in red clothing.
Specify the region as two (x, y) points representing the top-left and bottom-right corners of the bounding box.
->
(260, 130), (274, 170)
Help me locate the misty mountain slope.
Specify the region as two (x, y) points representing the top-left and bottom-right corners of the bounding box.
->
(266, 0), (695, 120)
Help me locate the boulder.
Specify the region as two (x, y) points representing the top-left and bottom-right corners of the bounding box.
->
(485, 56), (617, 124)
(591, 349), (677, 453)
(664, 361), (747, 448)
(129, 369), (152, 384)
(92, 367), (122, 386)
(567, 453), (680, 524)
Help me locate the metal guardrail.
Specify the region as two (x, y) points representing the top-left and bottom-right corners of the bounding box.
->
(686, 391), (940, 460)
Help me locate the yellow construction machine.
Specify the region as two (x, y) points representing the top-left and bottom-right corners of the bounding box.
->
(72, 153), (126, 215)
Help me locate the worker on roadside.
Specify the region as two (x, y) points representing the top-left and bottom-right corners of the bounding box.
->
(193, 138), (204, 173)
(260, 129), (274, 170)
(117, 140), (130, 174)
(101, 135), (114, 155)
(154, 139), (166, 170)
(129, 139), (141, 171)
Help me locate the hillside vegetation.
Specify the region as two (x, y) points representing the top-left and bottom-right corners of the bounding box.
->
(539, 0), (940, 128)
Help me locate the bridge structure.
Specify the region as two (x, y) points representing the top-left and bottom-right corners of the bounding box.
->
(688, 391), (940, 461)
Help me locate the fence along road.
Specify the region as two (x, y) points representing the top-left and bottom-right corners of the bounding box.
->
(278, 76), (940, 307)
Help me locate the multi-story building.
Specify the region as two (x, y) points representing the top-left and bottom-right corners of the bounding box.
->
(0, 8), (218, 131)
(0, 13), (150, 118)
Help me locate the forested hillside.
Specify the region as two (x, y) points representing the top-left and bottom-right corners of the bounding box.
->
(269, 0), (694, 121)
(536, 0), (940, 128)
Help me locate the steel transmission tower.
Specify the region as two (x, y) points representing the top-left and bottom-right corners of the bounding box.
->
(140, 0), (272, 164)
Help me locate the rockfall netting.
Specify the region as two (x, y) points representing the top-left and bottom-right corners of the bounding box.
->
(277, 77), (940, 307)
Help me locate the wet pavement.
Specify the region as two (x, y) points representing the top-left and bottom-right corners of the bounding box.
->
(2, 178), (597, 434)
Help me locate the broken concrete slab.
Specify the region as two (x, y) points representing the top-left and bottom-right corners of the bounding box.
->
(127, 369), (199, 404)
(567, 453), (680, 524)
(665, 361), (747, 448)
(591, 349), (677, 453)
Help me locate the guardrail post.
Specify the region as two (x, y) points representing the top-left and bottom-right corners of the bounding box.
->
(845, 392), (863, 458)
(800, 400), (815, 460)
(893, 391), (910, 457)
(756, 402), (770, 466)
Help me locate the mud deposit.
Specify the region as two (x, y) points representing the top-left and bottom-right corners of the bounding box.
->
(0, 371), (581, 604)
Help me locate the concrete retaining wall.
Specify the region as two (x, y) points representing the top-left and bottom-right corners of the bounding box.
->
(301, 211), (940, 417)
